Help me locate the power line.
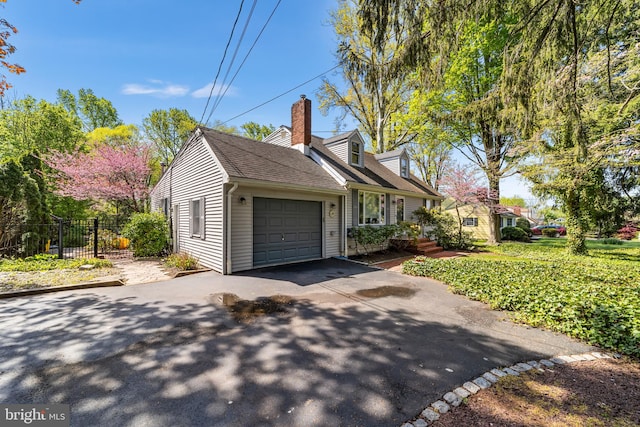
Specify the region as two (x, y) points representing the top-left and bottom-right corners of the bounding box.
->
(221, 64), (341, 124)
(208, 0), (282, 119)
(199, 0), (246, 125)
(206, 0), (259, 124)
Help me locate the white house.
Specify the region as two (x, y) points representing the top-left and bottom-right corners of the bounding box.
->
(150, 96), (442, 274)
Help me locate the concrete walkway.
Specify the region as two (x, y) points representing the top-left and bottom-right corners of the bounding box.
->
(0, 258), (594, 427)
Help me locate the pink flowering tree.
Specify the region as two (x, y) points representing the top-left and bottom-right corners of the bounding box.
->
(438, 164), (501, 244)
(46, 145), (151, 213)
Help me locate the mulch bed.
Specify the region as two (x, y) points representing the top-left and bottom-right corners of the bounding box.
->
(430, 357), (640, 426)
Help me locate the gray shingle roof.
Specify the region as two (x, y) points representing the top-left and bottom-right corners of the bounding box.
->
(373, 148), (404, 160)
(310, 137), (442, 198)
(200, 127), (344, 192)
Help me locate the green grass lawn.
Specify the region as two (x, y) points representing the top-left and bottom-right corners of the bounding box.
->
(0, 254), (116, 292)
(403, 238), (640, 358)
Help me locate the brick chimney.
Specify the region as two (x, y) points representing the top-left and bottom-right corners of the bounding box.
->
(291, 94), (311, 153)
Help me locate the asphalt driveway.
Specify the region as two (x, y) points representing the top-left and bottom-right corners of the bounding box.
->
(0, 258), (594, 426)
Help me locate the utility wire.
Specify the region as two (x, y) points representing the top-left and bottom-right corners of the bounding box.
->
(221, 64), (341, 124)
(206, 0), (258, 125)
(208, 0), (282, 119)
(199, 0), (246, 125)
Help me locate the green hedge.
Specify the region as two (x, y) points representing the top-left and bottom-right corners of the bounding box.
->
(402, 251), (640, 357)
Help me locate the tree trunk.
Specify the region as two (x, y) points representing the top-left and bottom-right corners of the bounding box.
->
(564, 189), (588, 255)
(486, 170), (501, 245)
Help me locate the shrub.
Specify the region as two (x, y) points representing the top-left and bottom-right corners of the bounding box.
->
(164, 252), (200, 271)
(63, 224), (89, 247)
(601, 238), (624, 245)
(389, 221), (421, 250)
(87, 229), (118, 253)
(351, 225), (397, 255)
(413, 207), (474, 250)
(617, 225), (638, 240)
(122, 212), (169, 257)
(501, 226), (530, 242)
(541, 227), (559, 238)
(515, 218), (531, 234)
(402, 251), (640, 357)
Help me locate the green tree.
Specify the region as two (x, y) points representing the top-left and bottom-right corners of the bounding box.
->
(318, 0), (416, 153)
(354, 0), (640, 254)
(142, 108), (196, 165)
(86, 124), (141, 149)
(0, 96), (86, 221)
(512, 0), (640, 254)
(57, 88), (121, 131)
(241, 121), (275, 141)
(209, 120), (240, 135)
(500, 196), (527, 208)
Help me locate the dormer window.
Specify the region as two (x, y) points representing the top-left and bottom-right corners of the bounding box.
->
(400, 156), (409, 178)
(350, 139), (361, 166)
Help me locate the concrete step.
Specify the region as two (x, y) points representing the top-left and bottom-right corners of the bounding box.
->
(416, 241), (438, 249)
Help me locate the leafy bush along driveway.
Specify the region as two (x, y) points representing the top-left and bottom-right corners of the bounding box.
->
(403, 240), (640, 357)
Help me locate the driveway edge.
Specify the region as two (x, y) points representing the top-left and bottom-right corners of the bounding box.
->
(0, 279), (125, 299)
(400, 351), (613, 426)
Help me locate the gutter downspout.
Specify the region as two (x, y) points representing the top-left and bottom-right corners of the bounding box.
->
(225, 182), (239, 274)
(342, 194), (347, 257)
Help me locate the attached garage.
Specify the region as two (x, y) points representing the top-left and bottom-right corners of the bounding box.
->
(253, 197), (322, 267)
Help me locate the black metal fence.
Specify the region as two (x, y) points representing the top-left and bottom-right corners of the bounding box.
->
(0, 217), (132, 260)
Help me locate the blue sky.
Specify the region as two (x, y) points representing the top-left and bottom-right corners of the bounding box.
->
(3, 0), (532, 199)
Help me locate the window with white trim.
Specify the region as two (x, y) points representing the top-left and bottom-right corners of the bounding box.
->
(463, 217), (478, 227)
(350, 139), (361, 166)
(358, 191), (385, 225)
(400, 156), (409, 178)
(190, 197), (205, 238)
(505, 218), (514, 227)
(396, 197), (405, 222)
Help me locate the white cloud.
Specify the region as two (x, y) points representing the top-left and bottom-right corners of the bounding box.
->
(191, 82), (237, 99)
(121, 80), (189, 97)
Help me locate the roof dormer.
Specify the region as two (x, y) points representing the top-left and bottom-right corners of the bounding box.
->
(323, 130), (364, 168)
(375, 148), (410, 178)
(262, 126), (291, 147)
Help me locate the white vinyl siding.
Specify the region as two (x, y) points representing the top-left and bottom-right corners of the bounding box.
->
(405, 196), (426, 221)
(150, 136), (225, 272)
(262, 128), (291, 147)
(326, 141), (349, 164)
(378, 157), (400, 175)
(230, 186), (341, 273)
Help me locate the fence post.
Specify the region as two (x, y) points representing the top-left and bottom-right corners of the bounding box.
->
(93, 218), (99, 258)
(57, 218), (64, 259)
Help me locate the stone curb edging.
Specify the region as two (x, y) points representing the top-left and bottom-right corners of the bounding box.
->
(172, 268), (211, 278)
(0, 279), (125, 299)
(400, 351), (613, 427)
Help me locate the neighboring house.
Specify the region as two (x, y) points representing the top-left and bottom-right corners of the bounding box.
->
(505, 206), (541, 226)
(151, 96), (442, 274)
(444, 203), (521, 240)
